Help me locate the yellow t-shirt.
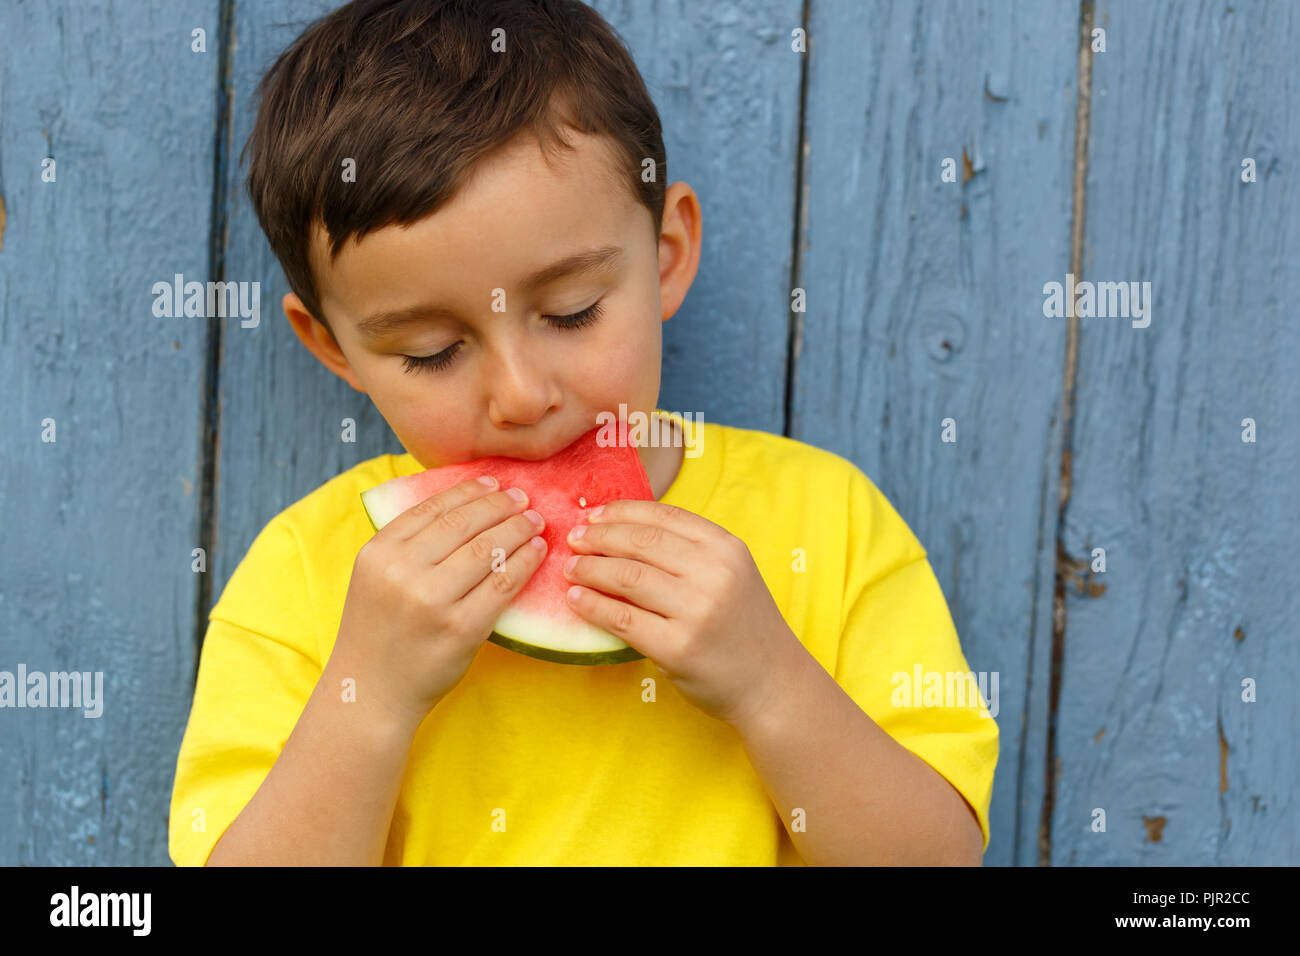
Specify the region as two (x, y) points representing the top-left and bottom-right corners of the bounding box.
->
(169, 410), (998, 865)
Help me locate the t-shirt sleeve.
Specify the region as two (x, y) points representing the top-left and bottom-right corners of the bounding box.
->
(168, 517), (322, 866)
(831, 464), (1000, 854)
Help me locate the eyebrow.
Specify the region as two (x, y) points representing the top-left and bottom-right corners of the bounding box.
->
(354, 244), (624, 340)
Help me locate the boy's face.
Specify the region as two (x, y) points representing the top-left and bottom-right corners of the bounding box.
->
(285, 126), (700, 469)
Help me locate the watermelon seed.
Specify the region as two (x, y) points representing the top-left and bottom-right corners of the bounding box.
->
(579, 496), (587, 508)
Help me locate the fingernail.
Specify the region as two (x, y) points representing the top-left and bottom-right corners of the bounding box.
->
(564, 555), (578, 574)
(569, 524), (586, 541)
(507, 487), (527, 503)
(567, 585), (583, 603)
(588, 504), (605, 520)
(525, 509), (544, 527)
(477, 475), (497, 487)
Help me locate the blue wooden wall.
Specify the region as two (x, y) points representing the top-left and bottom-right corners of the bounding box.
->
(1, 0), (1294, 866)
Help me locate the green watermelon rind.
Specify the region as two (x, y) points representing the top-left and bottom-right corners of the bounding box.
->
(359, 487), (646, 667)
(486, 631), (644, 665)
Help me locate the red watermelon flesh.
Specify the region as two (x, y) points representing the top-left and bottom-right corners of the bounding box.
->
(360, 425), (654, 665)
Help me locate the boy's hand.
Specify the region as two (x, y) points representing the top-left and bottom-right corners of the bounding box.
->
(561, 500), (803, 728)
(335, 476), (548, 729)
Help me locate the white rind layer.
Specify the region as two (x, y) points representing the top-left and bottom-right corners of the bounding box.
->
(361, 487), (405, 529)
(494, 605), (630, 654)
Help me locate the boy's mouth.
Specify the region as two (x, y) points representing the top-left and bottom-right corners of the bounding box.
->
(489, 409), (639, 461)
(490, 432), (583, 462)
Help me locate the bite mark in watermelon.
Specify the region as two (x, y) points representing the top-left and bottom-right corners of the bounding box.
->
(360, 425), (655, 665)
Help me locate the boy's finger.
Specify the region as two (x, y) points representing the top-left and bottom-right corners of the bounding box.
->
(384, 475), (500, 541)
(458, 529), (548, 630)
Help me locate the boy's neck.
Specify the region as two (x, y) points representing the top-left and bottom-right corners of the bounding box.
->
(638, 415), (685, 501)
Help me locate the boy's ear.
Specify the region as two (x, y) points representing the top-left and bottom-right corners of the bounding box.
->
(657, 181), (702, 323)
(283, 292), (367, 393)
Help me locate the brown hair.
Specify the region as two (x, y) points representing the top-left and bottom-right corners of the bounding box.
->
(241, 0), (667, 338)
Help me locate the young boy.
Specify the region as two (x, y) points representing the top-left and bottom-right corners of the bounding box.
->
(169, 0), (997, 866)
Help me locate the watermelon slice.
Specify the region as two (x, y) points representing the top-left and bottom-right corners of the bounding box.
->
(360, 425), (655, 665)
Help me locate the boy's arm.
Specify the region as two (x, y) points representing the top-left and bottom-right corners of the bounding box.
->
(728, 637), (984, 867)
(206, 642), (423, 867)
(724, 464), (995, 866)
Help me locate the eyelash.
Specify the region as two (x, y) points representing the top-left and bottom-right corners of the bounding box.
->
(400, 301), (605, 374)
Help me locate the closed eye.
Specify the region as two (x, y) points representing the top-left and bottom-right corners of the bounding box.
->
(400, 300), (605, 374)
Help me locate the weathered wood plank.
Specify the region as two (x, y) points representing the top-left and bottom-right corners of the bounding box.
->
(795, 0), (1080, 865)
(592, 0), (805, 431)
(212, 0), (379, 602)
(1051, 0), (1300, 864)
(0, 1), (219, 864)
